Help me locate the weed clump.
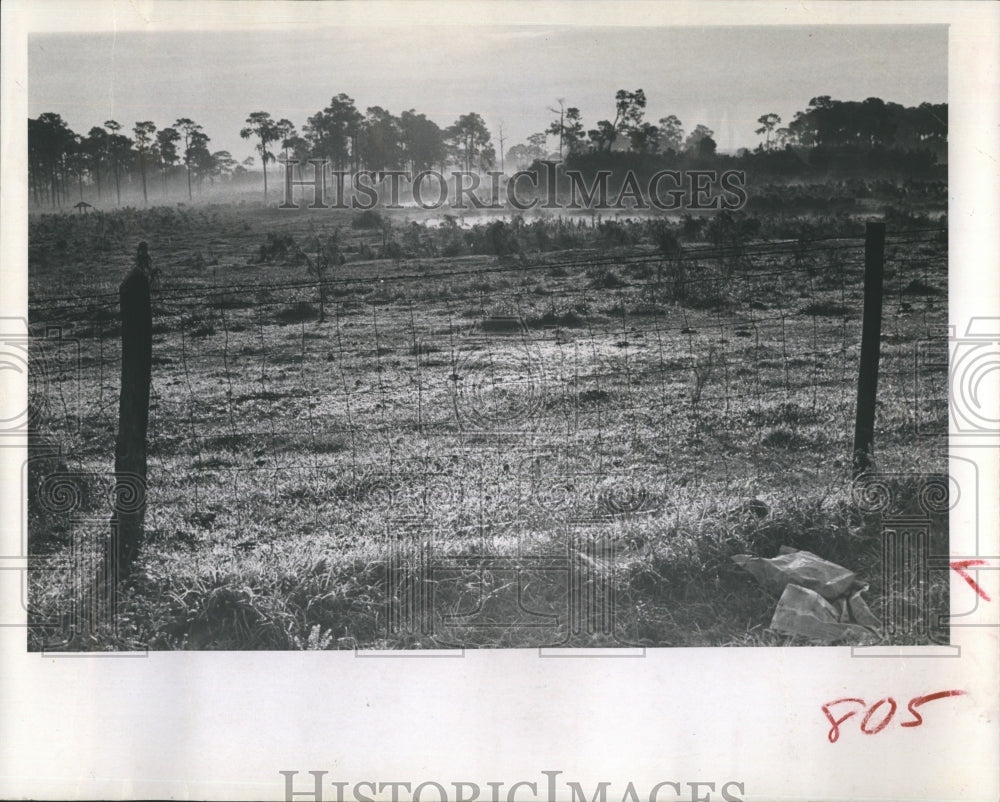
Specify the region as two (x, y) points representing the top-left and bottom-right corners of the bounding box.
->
(901, 278), (942, 296)
(257, 233), (297, 263)
(589, 268), (627, 289)
(274, 301), (318, 325)
(352, 209), (385, 230)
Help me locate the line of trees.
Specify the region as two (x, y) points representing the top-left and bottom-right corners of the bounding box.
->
(27, 101), (492, 208)
(28, 114), (244, 208)
(509, 91), (946, 168)
(297, 97), (494, 175)
(28, 92), (947, 208)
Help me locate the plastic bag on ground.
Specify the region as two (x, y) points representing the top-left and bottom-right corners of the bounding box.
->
(769, 583), (880, 644)
(731, 546), (859, 600)
(732, 546), (882, 644)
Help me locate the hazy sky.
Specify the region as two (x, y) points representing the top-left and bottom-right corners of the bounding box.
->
(28, 25), (947, 160)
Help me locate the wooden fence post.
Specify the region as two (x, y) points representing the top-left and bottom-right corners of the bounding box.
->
(107, 244), (152, 590)
(853, 222), (886, 477)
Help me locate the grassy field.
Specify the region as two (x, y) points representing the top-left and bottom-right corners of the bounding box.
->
(25, 199), (949, 649)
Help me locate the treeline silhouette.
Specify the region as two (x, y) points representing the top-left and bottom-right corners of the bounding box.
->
(28, 92), (946, 208)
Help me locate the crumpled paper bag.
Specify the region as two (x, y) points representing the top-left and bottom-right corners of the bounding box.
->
(732, 546), (882, 643)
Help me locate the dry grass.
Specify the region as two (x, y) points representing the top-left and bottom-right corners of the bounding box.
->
(26, 203), (949, 650)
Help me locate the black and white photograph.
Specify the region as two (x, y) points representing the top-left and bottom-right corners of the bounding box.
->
(22, 16), (953, 652)
(2, 1), (998, 800)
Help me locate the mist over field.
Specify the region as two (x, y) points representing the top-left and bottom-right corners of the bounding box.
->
(25, 24), (951, 650)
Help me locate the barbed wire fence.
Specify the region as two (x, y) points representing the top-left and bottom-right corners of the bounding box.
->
(26, 223), (948, 645)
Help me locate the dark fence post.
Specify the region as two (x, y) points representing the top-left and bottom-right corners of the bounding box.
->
(853, 222), (886, 477)
(106, 245), (152, 594)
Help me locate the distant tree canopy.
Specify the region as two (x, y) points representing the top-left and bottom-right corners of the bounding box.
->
(506, 133), (549, 171)
(784, 96), (947, 149)
(27, 92), (947, 208)
(446, 112), (493, 172)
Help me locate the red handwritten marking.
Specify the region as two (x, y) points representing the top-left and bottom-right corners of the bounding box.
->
(951, 560), (991, 601)
(823, 690), (966, 742)
(901, 689), (967, 727)
(822, 698), (867, 743)
(860, 697), (897, 735)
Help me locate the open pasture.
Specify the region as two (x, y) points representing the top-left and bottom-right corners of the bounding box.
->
(26, 204), (949, 649)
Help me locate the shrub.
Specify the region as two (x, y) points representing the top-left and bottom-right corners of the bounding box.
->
(274, 301), (318, 325)
(589, 268), (627, 289)
(352, 209), (384, 230)
(258, 232), (297, 263)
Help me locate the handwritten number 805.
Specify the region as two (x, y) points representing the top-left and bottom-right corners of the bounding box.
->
(822, 690), (965, 743)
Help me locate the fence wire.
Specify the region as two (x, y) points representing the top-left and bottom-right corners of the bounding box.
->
(28, 228), (947, 561)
